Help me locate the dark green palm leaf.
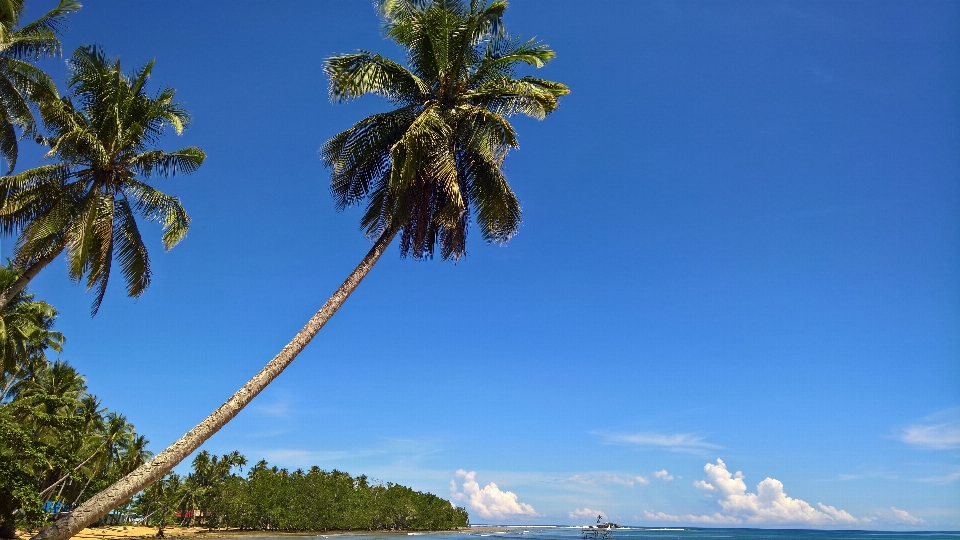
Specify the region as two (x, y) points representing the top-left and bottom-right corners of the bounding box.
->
(112, 198), (150, 299)
(324, 52), (429, 104)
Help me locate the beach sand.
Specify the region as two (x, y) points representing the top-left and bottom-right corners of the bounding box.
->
(17, 527), (206, 540)
(17, 526), (489, 540)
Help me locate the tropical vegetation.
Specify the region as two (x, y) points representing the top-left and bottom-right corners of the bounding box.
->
(0, 265), (151, 539)
(135, 452), (469, 535)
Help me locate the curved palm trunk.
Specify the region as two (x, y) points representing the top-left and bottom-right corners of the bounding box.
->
(32, 227), (398, 540)
(0, 246), (64, 311)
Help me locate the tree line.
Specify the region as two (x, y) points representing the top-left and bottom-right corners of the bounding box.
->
(135, 452), (469, 535)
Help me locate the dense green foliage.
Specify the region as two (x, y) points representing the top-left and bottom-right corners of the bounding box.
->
(135, 452), (470, 533)
(0, 265), (151, 538)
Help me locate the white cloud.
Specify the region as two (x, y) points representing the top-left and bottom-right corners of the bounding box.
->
(686, 459), (859, 526)
(693, 479), (714, 491)
(603, 432), (720, 452)
(920, 470), (960, 484)
(900, 408), (960, 450)
(635, 476), (650, 485)
(450, 470), (538, 519)
(646, 458), (868, 527)
(254, 400), (291, 418)
(566, 474), (638, 487)
(643, 511), (741, 524)
(569, 508), (605, 520)
(654, 469), (674, 481)
(889, 507), (924, 525)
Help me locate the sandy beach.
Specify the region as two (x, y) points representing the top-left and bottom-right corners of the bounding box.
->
(18, 527), (207, 540)
(17, 526), (496, 540)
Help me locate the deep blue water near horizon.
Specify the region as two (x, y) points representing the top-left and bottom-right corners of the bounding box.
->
(236, 526), (960, 540)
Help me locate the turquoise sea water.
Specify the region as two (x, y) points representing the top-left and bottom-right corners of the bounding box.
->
(238, 526), (960, 540)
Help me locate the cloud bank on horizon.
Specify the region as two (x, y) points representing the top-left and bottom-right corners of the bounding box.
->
(569, 508), (605, 521)
(645, 459), (924, 527)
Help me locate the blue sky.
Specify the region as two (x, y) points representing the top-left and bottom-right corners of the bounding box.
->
(13, 0), (959, 531)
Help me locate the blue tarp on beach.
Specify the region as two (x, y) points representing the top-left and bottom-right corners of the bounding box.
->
(43, 502), (69, 513)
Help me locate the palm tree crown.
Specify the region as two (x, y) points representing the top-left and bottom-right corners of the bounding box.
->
(322, 0), (568, 260)
(0, 0), (80, 173)
(0, 45), (205, 314)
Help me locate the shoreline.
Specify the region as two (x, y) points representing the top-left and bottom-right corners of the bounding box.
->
(18, 526), (504, 540)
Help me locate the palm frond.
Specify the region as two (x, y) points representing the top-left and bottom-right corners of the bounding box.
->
(131, 147), (205, 178)
(112, 197), (150, 299)
(465, 75), (568, 119)
(325, 52), (429, 104)
(321, 106), (416, 210)
(12, 0), (79, 54)
(0, 112), (16, 174)
(0, 57), (59, 110)
(122, 178), (189, 250)
(0, 164), (72, 234)
(468, 37), (556, 87)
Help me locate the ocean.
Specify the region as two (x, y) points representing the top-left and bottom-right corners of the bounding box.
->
(239, 526), (960, 540)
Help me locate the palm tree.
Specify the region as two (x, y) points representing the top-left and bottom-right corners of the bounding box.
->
(0, 0), (80, 173)
(32, 2), (567, 539)
(0, 45), (205, 315)
(0, 263), (63, 394)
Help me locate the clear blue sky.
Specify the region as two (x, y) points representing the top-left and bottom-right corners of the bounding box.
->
(14, 0), (959, 530)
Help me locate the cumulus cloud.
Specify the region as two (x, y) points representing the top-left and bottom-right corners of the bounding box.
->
(603, 432), (720, 452)
(688, 459), (859, 526)
(635, 476), (650, 485)
(654, 469), (674, 481)
(570, 508), (605, 520)
(900, 408), (960, 450)
(450, 470), (537, 519)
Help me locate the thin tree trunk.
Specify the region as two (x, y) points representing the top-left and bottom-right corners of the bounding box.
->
(0, 246), (64, 311)
(0, 371), (18, 401)
(54, 477), (69, 507)
(32, 227), (398, 540)
(69, 464), (101, 508)
(39, 444), (104, 498)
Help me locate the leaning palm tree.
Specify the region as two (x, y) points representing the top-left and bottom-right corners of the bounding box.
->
(32, 2), (567, 539)
(0, 45), (205, 314)
(0, 0), (81, 173)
